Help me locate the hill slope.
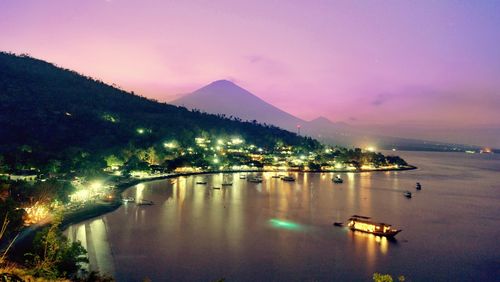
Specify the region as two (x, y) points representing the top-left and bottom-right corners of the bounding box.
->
(0, 52), (319, 167)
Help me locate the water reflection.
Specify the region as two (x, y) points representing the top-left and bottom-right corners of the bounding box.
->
(65, 153), (500, 281)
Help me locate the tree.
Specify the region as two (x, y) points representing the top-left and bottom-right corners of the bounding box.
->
(373, 273), (405, 282)
(26, 215), (88, 279)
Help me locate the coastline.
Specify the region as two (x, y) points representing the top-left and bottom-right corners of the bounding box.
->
(61, 164), (418, 229)
(8, 165), (416, 259)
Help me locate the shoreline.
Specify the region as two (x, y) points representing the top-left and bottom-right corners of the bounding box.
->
(8, 165), (416, 259)
(62, 165), (418, 228)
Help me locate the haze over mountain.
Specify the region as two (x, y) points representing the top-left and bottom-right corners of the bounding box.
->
(173, 80), (485, 151)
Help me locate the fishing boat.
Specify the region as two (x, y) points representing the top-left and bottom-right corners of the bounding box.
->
(345, 215), (401, 237)
(416, 182), (422, 190)
(404, 191), (412, 198)
(137, 199), (154, 206)
(332, 175), (343, 184)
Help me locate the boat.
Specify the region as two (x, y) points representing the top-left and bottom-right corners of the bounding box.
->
(271, 174), (281, 178)
(248, 177), (262, 183)
(122, 197), (135, 203)
(222, 182), (233, 186)
(346, 215), (402, 237)
(416, 182), (422, 190)
(333, 222), (344, 227)
(239, 175), (246, 179)
(332, 175), (343, 184)
(281, 176), (295, 181)
(137, 200), (154, 206)
(196, 181), (207, 185)
(404, 191), (412, 198)
(212, 186), (221, 190)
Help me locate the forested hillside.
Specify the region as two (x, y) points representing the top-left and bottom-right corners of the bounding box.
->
(0, 52), (319, 171)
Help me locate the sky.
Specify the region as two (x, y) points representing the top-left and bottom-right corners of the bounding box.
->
(1, 0), (500, 146)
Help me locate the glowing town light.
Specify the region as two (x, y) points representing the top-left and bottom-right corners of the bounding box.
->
(164, 141), (177, 149)
(90, 181), (103, 190)
(195, 137), (207, 144)
(231, 138), (244, 145)
(366, 146), (376, 152)
(217, 139), (224, 145)
(213, 158), (220, 164)
(136, 128), (145, 134)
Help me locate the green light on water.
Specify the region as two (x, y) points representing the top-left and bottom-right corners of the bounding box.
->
(269, 219), (302, 231)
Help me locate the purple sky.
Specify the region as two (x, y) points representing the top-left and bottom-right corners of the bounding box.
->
(1, 1), (500, 146)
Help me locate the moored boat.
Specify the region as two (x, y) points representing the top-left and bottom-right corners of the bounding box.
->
(196, 181), (207, 185)
(332, 175), (343, 184)
(416, 182), (422, 190)
(122, 197), (135, 203)
(281, 176), (295, 181)
(404, 191), (412, 198)
(248, 177), (262, 183)
(346, 215), (401, 237)
(137, 199), (154, 206)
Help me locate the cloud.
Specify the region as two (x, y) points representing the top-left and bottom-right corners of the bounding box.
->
(371, 93), (391, 106)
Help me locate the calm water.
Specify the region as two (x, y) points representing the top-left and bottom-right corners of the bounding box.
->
(65, 152), (500, 281)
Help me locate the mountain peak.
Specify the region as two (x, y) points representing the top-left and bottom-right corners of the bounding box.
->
(210, 79), (235, 85)
(171, 79), (303, 128)
(310, 116), (332, 123)
(205, 79), (241, 89)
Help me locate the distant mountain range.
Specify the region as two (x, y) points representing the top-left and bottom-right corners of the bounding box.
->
(173, 80), (483, 152)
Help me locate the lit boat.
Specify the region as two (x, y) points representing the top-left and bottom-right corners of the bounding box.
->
(281, 176), (295, 181)
(346, 215), (401, 237)
(332, 175), (343, 184)
(137, 200), (154, 206)
(416, 182), (422, 190)
(404, 191), (412, 198)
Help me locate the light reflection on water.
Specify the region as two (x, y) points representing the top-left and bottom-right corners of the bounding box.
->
(65, 152), (500, 281)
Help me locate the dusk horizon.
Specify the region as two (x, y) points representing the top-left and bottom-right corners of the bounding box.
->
(2, 0), (500, 147)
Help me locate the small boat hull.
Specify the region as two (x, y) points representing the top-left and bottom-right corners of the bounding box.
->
(350, 227), (402, 238)
(346, 215), (402, 238)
